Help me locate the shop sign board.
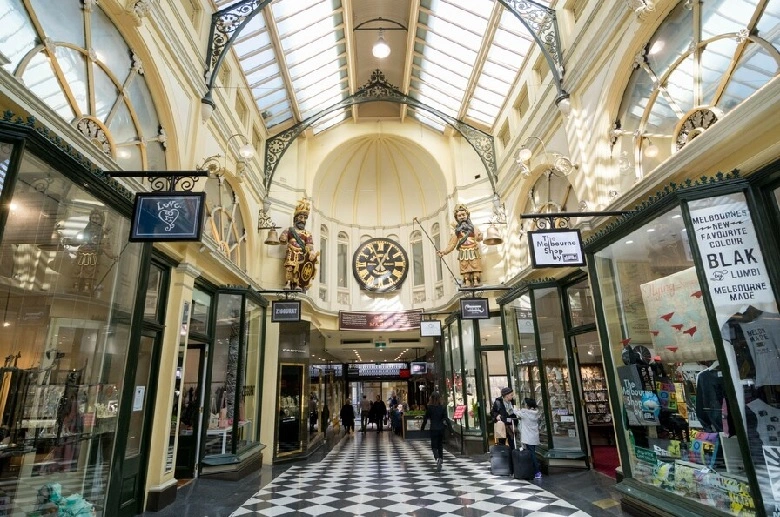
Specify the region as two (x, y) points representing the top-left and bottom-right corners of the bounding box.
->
(528, 229), (586, 268)
(130, 192), (206, 242)
(453, 404), (467, 419)
(635, 446), (658, 465)
(420, 320), (442, 337)
(339, 310), (422, 331)
(272, 300), (301, 322)
(460, 298), (489, 319)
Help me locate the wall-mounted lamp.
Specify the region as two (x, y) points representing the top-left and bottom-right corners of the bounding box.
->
(515, 136), (578, 178)
(197, 133), (255, 177)
(355, 17), (406, 60)
(554, 91), (572, 116)
(643, 138), (659, 158)
(258, 196), (280, 244)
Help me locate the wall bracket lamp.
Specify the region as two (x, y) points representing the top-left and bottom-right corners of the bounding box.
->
(197, 133), (255, 178)
(515, 136), (578, 179)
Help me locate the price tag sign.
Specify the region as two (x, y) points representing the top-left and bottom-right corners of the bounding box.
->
(453, 404), (467, 419)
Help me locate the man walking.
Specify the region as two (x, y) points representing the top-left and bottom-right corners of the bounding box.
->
(360, 395), (372, 432)
(371, 395), (387, 433)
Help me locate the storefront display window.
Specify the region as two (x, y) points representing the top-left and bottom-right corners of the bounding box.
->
(461, 320), (480, 430)
(534, 287), (580, 449)
(443, 325), (454, 420)
(451, 324), (462, 423)
(592, 202), (760, 515)
(237, 298), (263, 452)
(0, 151), (143, 514)
(568, 279), (596, 327)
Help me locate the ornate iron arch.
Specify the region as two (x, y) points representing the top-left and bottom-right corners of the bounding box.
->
(263, 70), (496, 192)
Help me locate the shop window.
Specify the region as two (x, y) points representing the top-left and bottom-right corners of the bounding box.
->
(0, 140), (12, 194)
(0, 150), (143, 514)
(0, 1), (168, 171)
(204, 176), (247, 270)
(566, 278), (595, 327)
(614, 0), (778, 182)
(533, 287), (580, 449)
(450, 325), (462, 424)
(411, 230), (425, 286)
(460, 320), (481, 430)
(592, 203), (759, 514)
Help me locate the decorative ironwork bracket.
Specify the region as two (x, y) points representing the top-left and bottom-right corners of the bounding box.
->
(105, 171), (208, 192)
(496, 0), (567, 102)
(264, 70), (497, 192)
(520, 210), (633, 230)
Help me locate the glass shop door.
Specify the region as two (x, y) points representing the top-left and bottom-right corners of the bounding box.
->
(175, 342), (207, 479)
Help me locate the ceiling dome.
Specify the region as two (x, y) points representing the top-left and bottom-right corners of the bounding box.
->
(314, 135), (447, 228)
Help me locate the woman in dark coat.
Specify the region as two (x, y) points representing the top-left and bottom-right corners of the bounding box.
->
(340, 398), (355, 434)
(490, 387), (516, 449)
(421, 391), (451, 471)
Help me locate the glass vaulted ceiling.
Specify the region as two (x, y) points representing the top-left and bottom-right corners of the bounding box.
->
(216, 0), (347, 131)
(217, 0), (543, 135)
(412, 0), (542, 130)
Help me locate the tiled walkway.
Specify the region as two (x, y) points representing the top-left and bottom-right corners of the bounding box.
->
(144, 430), (627, 517)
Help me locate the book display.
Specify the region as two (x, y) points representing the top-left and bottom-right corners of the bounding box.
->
(546, 363), (576, 440)
(581, 365), (612, 425)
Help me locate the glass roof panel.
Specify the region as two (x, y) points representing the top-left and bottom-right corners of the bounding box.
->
(408, 107), (447, 132)
(312, 108), (349, 134)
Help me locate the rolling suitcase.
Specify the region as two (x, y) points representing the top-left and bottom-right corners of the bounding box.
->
(512, 446), (535, 480)
(489, 444), (512, 476)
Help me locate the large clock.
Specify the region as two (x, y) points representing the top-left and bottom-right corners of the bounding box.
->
(353, 238), (409, 292)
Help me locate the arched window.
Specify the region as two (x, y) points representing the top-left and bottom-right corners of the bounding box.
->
(432, 223), (443, 282)
(319, 224), (328, 284)
(0, 0), (167, 171)
(204, 176), (247, 270)
(411, 230), (425, 287)
(337, 231), (349, 288)
(614, 1), (778, 182)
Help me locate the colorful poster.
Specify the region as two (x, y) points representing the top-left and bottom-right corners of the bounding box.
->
(640, 267), (716, 362)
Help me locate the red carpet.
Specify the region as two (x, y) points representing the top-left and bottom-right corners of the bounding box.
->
(592, 445), (620, 478)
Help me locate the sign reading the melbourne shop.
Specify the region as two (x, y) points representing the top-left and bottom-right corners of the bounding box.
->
(460, 298), (489, 319)
(272, 300), (301, 322)
(339, 310), (422, 331)
(130, 192), (206, 242)
(689, 196), (774, 307)
(528, 229), (586, 267)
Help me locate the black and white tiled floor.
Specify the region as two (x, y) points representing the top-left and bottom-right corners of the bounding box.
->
(229, 431), (590, 517)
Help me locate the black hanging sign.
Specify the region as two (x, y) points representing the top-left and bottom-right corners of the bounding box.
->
(272, 300), (302, 322)
(460, 298), (489, 319)
(130, 192), (206, 242)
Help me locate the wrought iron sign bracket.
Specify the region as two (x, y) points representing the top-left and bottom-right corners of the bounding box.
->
(520, 210), (634, 230)
(105, 171), (209, 192)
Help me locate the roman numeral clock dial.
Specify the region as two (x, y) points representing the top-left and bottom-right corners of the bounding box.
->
(352, 238), (409, 292)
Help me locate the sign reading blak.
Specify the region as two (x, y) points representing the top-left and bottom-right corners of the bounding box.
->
(271, 300), (301, 322)
(528, 229), (586, 268)
(130, 192), (206, 242)
(460, 298), (489, 319)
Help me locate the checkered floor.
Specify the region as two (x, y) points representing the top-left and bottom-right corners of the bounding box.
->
(230, 431), (590, 516)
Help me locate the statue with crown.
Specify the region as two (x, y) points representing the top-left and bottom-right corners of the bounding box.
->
(278, 198), (320, 291)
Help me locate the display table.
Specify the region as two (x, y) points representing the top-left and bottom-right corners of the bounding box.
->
(206, 420), (252, 454)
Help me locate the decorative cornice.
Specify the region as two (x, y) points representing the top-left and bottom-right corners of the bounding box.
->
(176, 262), (202, 280)
(1, 110), (134, 201)
(628, 0), (655, 20)
(584, 170), (742, 244)
(127, 0), (156, 26)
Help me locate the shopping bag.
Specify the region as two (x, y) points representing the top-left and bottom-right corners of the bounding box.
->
(494, 420), (506, 439)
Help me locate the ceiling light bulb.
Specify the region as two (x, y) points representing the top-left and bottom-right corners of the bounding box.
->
(373, 32), (391, 59)
(644, 141), (659, 158)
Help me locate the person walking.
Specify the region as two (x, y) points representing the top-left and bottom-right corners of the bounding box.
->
(359, 395), (371, 432)
(371, 395), (387, 433)
(490, 387), (516, 449)
(518, 398), (542, 479)
(340, 398), (355, 435)
(420, 391), (451, 471)
(308, 394), (318, 432)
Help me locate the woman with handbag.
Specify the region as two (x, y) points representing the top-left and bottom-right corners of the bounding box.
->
(490, 387), (516, 449)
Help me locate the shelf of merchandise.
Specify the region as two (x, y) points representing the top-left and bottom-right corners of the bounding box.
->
(581, 365), (613, 425)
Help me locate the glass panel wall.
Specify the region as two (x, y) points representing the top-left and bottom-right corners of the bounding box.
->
(533, 287), (581, 449)
(237, 298), (263, 452)
(0, 151), (142, 515)
(461, 320), (480, 430)
(443, 324), (454, 421)
(451, 322), (462, 425)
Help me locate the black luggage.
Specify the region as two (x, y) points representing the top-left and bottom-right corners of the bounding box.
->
(489, 444), (512, 476)
(512, 447), (535, 480)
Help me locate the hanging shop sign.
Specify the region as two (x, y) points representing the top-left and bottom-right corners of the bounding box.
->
(528, 229), (586, 267)
(339, 310), (422, 331)
(420, 320), (442, 337)
(271, 300), (301, 322)
(130, 192), (206, 242)
(460, 298), (489, 319)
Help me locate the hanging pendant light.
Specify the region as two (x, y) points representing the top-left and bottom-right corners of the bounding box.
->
(373, 30), (391, 59)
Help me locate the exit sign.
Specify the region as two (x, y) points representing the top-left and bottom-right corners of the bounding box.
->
(375, 342), (386, 348)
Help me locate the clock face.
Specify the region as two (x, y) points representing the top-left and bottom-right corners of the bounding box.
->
(353, 238), (409, 292)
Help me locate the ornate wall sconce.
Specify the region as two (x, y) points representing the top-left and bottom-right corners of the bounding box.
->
(197, 133), (255, 177)
(515, 136), (578, 178)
